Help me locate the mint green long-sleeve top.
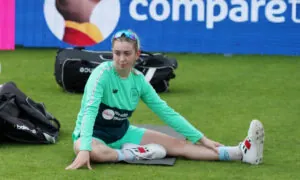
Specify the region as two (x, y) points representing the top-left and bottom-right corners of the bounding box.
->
(72, 61), (203, 151)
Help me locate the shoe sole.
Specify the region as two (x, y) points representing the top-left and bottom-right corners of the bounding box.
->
(248, 119), (265, 164)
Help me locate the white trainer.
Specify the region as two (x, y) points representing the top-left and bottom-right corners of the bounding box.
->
(240, 119), (265, 165)
(122, 143), (167, 160)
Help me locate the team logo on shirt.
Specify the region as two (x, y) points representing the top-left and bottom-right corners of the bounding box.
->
(130, 88), (139, 105)
(102, 109), (115, 120)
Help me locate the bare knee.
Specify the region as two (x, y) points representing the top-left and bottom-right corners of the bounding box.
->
(141, 130), (190, 157)
(165, 138), (189, 157)
(73, 138), (117, 162)
(91, 140), (116, 161)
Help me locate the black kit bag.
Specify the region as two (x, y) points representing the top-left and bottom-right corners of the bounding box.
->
(0, 82), (61, 144)
(54, 47), (178, 93)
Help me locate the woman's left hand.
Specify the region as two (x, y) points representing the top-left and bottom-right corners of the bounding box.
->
(199, 136), (224, 153)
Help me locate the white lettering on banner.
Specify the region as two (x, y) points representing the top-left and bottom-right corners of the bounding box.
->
(229, 0), (248, 22)
(251, 0), (266, 22)
(290, 0), (300, 23)
(129, 0), (300, 29)
(265, 0), (287, 23)
(129, 0), (148, 20)
(150, 0), (171, 21)
(206, 0), (228, 29)
(172, 0), (205, 21)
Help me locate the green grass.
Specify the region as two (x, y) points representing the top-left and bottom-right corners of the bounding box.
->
(0, 48), (300, 179)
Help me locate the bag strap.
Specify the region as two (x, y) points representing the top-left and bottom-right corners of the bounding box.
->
(136, 50), (154, 66)
(140, 50), (154, 57)
(23, 97), (61, 131)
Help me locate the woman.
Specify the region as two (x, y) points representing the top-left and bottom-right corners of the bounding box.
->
(66, 29), (265, 170)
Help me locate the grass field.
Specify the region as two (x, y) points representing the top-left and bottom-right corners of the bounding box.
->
(0, 48), (299, 180)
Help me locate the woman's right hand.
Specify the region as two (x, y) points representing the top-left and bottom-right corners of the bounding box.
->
(65, 150), (92, 170)
(198, 136), (223, 153)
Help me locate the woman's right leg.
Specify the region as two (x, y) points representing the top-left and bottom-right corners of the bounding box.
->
(73, 138), (119, 162)
(73, 137), (156, 163)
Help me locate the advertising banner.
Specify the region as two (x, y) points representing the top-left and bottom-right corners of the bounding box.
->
(14, 0), (300, 55)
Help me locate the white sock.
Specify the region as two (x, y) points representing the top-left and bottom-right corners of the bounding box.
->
(218, 146), (242, 161)
(115, 149), (135, 161)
